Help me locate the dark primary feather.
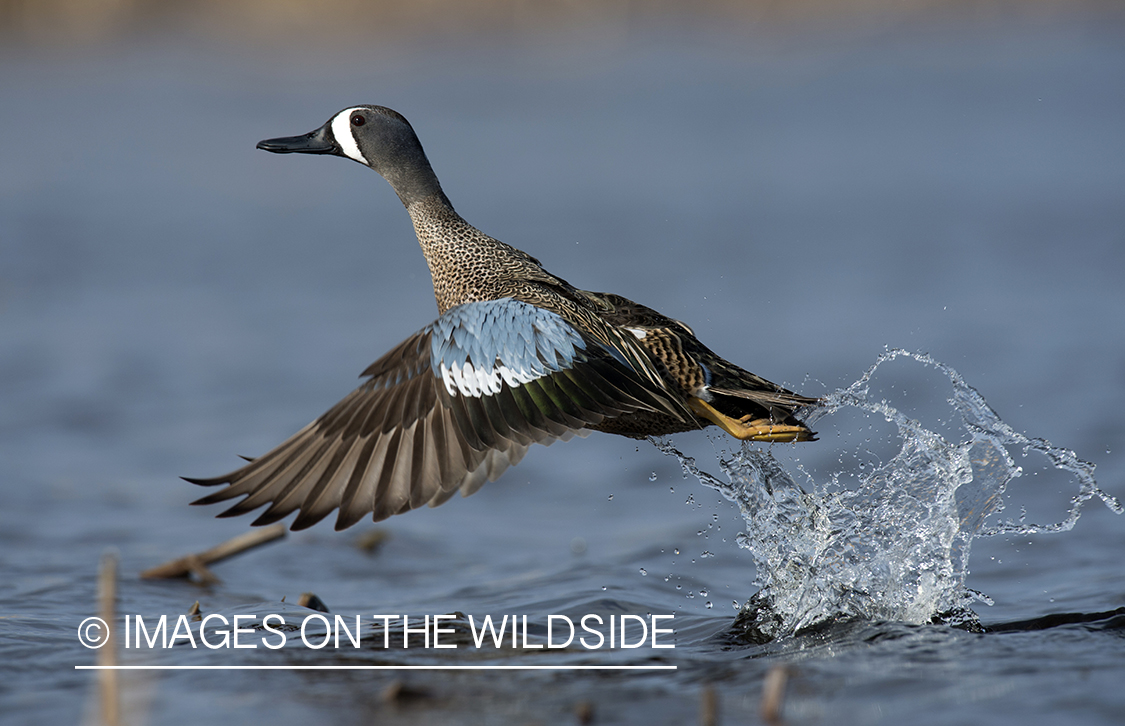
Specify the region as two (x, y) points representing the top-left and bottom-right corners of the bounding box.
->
(187, 299), (680, 530)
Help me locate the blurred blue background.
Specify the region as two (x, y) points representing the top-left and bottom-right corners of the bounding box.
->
(2, 2), (1123, 724)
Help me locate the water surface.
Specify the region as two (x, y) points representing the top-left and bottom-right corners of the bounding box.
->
(2, 16), (1124, 725)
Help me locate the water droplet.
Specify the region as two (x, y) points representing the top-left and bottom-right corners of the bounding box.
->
(607, 494), (613, 501)
(648, 350), (1117, 637)
(700, 551), (714, 559)
(706, 602), (713, 609)
(674, 549), (680, 555)
(602, 585), (607, 591)
(675, 584), (682, 590)
(649, 472), (658, 481)
(699, 588), (709, 597)
(639, 568), (647, 576)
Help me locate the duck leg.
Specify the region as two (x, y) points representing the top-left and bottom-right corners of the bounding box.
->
(687, 398), (812, 443)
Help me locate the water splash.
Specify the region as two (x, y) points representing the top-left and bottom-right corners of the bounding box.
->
(654, 349), (1121, 641)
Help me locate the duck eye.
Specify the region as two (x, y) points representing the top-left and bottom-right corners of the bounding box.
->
(350, 113), (366, 127)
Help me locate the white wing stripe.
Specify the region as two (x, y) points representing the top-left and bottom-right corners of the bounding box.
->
(439, 360), (542, 398)
(430, 299), (585, 399)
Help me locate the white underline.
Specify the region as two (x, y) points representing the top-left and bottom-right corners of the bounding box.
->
(76, 665), (675, 671)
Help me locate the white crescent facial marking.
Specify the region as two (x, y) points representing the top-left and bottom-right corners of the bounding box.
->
(331, 108), (369, 165)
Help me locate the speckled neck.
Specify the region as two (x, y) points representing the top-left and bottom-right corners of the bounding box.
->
(407, 195), (509, 314)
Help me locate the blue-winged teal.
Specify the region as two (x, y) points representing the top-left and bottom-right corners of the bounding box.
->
(188, 105), (817, 530)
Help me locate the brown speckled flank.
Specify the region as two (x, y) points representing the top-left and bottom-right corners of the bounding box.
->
(188, 105), (818, 531)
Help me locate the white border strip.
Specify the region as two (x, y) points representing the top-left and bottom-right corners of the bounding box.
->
(76, 665), (675, 671)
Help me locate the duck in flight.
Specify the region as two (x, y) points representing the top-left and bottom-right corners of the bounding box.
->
(187, 105), (818, 531)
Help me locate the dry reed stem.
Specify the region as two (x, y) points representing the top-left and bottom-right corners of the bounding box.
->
(97, 552), (119, 726)
(760, 664), (789, 724)
(140, 524), (286, 582)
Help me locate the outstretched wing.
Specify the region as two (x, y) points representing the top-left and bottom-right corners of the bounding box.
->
(187, 298), (679, 530)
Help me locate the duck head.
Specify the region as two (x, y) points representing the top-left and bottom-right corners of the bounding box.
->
(257, 105), (443, 207)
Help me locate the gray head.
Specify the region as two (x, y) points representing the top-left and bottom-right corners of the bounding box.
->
(257, 105), (444, 207)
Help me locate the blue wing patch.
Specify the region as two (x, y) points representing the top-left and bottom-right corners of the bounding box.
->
(428, 299), (587, 398)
